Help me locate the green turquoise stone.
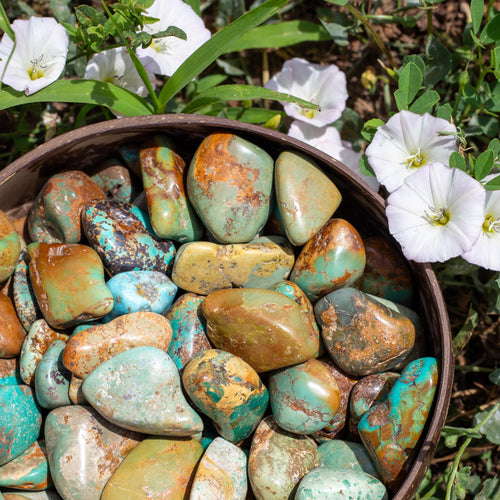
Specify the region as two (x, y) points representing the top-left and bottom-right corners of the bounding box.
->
(290, 218), (366, 302)
(358, 357), (438, 487)
(182, 349), (268, 442)
(317, 440), (379, 479)
(91, 161), (136, 202)
(295, 467), (388, 499)
(82, 346), (203, 436)
(0, 359), (22, 386)
(187, 133), (274, 243)
(0, 440), (51, 490)
(275, 151), (342, 246)
(140, 135), (203, 243)
(0, 210), (21, 284)
(314, 287), (415, 376)
(0, 385), (42, 466)
(269, 358), (340, 434)
(34, 340), (71, 409)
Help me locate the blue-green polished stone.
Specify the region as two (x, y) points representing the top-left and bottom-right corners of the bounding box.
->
(0, 358), (22, 386)
(295, 467), (388, 500)
(317, 440), (379, 479)
(0, 384), (42, 466)
(34, 340), (71, 409)
(102, 270), (178, 322)
(187, 133), (274, 244)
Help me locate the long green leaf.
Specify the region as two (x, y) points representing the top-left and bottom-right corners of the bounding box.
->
(181, 84), (317, 114)
(0, 79), (154, 116)
(471, 0), (484, 34)
(227, 20), (331, 51)
(0, 2), (15, 40)
(158, 0), (288, 111)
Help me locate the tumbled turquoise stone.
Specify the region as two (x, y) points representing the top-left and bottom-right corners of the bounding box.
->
(0, 489), (61, 498)
(0, 385), (42, 466)
(187, 133), (274, 243)
(91, 161), (136, 202)
(0, 210), (21, 284)
(118, 143), (141, 177)
(102, 270), (178, 322)
(82, 346), (203, 436)
(82, 200), (175, 276)
(0, 440), (51, 490)
(358, 357), (438, 487)
(182, 349), (269, 442)
(274, 151), (342, 246)
(166, 293), (210, 370)
(295, 467), (388, 499)
(317, 440), (379, 479)
(140, 135), (203, 243)
(290, 218), (366, 302)
(34, 340), (71, 409)
(0, 359), (22, 386)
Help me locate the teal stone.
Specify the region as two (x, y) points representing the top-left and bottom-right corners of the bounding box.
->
(274, 151), (342, 246)
(140, 135), (203, 243)
(0, 440), (51, 490)
(82, 200), (175, 276)
(269, 358), (340, 434)
(290, 218), (366, 302)
(358, 357), (439, 487)
(34, 340), (71, 409)
(295, 467), (388, 499)
(187, 133), (274, 243)
(182, 349), (269, 443)
(44, 405), (142, 500)
(102, 270), (178, 322)
(0, 359), (22, 386)
(12, 249), (42, 332)
(0, 385), (42, 466)
(91, 161), (137, 202)
(118, 143), (141, 177)
(166, 293), (210, 370)
(314, 287), (415, 376)
(82, 346), (203, 436)
(317, 440), (380, 479)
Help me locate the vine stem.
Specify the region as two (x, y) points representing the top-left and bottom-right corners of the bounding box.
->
(344, 2), (395, 69)
(444, 401), (500, 500)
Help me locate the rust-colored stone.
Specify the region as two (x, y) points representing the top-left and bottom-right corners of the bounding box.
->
(0, 294), (26, 358)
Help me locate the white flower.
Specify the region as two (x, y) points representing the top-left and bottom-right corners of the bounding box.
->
(136, 0), (211, 77)
(265, 57), (347, 128)
(462, 174), (500, 271)
(365, 110), (458, 193)
(288, 120), (380, 191)
(84, 47), (156, 97)
(386, 162), (485, 263)
(0, 17), (68, 95)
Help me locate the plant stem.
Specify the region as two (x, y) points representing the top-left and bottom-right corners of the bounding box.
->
(344, 2), (395, 68)
(455, 365), (494, 373)
(420, 472), (447, 500)
(444, 401), (500, 500)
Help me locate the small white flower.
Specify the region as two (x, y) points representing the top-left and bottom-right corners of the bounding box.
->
(0, 17), (69, 95)
(386, 162), (485, 263)
(265, 58), (347, 128)
(136, 0), (211, 77)
(288, 120), (380, 191)
(462, 174), (500, 271)
(365, 110), (458, 193)
(84, 47), (156, 97)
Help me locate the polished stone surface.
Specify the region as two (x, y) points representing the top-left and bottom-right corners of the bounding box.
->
(0, 210), (21, 284)
(91, 161), (136, 202)
(0, 294), (26, 358)
(0, 358), (22, 386)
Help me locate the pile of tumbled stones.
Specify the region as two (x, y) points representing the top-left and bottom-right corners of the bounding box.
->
(0, 132), (438, 500)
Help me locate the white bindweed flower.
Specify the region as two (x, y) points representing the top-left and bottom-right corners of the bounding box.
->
(0, 17), (69, 95)
(288, 121), (380, 191)
(365, 110), (458, 193)
(462, 174), (500, 271)
(265, 58), (348, 128)
(386, 162), (485, 263)
(136, 0), (211, 77)
(84, 47), (156, 97)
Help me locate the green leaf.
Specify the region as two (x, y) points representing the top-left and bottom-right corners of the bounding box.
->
(228, 21), (331, 51)
(475, 476), (500, 500)
(0, 2), (15, 40)
(360, 118), (384, 142)
(398, 62), (423, 105)
(316, 8), (351, 46)
(394, 89), (408, 111)
(435, 102), (454, 121)
(441, 426), (483, 448)
(485, 176), (500, 190)
(0, 80), (154, 116)
(474, 149), (494, 180)
(181, 84), (317, 114)
(359, 154), (376, 177)
(409, 90), (440, 114)
(490, 369), (500, 386)
(324, 0), (348, 5)
(488, 138), (500, 158)
(403, 54), (426, 74)
(473, 404), (500, 444)
(452, 304), (478, 355)
(480, 13), (500, 44)
(424, 36), (451, 86)
(158, 0), (288, 111)
(449, 151), (467, 171)
(50, 0), (75, 25)
(471, 0), (484, 34)
(455, 466), (472, 500)
(75, 5), (106, 27)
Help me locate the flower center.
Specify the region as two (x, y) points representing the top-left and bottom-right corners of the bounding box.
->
(427, 206), (450, 226)
(151, 38), (174, 55)
(104, 74), (124, 86)
(482, 214), (500, 234)
(301, 109), (316, 119)
(405, 148), (426, 169)
(29, 54), (47, 81)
